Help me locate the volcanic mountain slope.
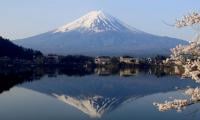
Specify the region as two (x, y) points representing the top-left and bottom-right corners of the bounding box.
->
(15, 10), (188, 56)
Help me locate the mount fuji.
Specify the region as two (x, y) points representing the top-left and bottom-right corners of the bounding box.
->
(14, 10), (188, 56)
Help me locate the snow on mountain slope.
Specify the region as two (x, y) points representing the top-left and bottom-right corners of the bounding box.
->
(14, 10), (188, 56)
(53, 10), (140, 33)
(53, 94), (130, 118)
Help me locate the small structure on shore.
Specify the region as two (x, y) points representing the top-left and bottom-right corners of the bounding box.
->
(95, 56), (111, 65)
(120, 56), (139, 64)
(45, 54), (60, 64)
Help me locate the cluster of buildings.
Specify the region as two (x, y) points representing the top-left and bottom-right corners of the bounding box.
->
(0, 54), (165, 68)
(94, 56), (140, 65)
(94, 56), (163, 65)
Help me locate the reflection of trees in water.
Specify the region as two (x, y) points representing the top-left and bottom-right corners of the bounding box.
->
(94, 66), (183, 78)
(0, 66), (180, 94)
(0, 67), (95, 94)
(58, 67), (94, 76)
(154, 87), (200, 114)
(0, 68), (42, 94)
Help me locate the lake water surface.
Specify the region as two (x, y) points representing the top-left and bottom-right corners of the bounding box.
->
(0, 67), (199, 120)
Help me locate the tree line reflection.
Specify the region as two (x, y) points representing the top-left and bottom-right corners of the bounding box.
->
(0, 66), (183, 94)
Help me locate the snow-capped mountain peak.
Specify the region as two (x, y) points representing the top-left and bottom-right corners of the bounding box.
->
(54, 10), (133, 33)
(15, 10), (188, 56)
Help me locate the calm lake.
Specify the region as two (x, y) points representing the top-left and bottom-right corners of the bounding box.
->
(0, 67), (199, 120)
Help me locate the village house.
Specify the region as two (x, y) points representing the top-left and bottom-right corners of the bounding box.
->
(45, 54), (60, 64)
(95, 56), (111, 65)
(120, 56), (139, 64)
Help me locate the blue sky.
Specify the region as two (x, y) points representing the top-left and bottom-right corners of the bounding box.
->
(0, 0), (199, 40)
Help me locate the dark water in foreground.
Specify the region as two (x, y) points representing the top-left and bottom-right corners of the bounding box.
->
(0, 67), (199, 120)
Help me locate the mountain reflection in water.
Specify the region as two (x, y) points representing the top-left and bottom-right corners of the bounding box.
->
(0, 66), (198, 118)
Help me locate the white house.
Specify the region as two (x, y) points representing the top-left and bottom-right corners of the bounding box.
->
(120, 56), (139, 64)
(95, 56), (111, 65)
